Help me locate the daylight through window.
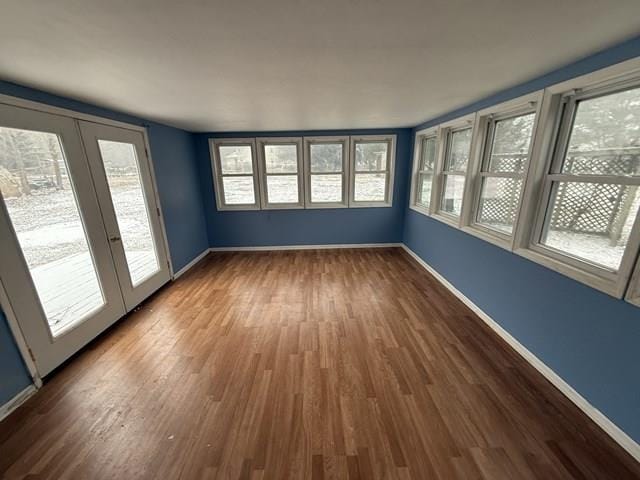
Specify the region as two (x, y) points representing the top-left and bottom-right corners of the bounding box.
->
(537, 86), (640, 272)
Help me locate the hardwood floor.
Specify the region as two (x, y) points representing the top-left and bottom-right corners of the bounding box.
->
(1, 248), (638, 479)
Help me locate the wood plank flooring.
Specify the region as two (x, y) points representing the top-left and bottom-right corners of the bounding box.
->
(1, 248), (638, 479)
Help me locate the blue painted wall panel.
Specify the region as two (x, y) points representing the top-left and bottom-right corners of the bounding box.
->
(194, 129), (412, 247)
(0, 311), (31, 405)
(145, 125), (209, 270)
(404, 35), (640, 443)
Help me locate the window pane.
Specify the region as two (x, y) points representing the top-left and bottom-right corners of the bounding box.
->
(541, 181), (640, 270)
(355, 142), (388, 171)
(310, 144), (342, 173)
(219, 145), (253, 174)
(477, 177), (523, 234)
(98, 140), (160, 286)
(440, 174), (465, 216)
(222, 176), (255, 205)
(311, 174), (342, 203)
(417, 173), (433, 208)
(445, 128), (472, 171)
(354, 173), (386, 202)
(563, 87), (640, 176)
(267, 175), (298, 203)
(420, 136), (437, 171)
(0, 126), (104, 335)
(264, 144), (298, 173)
(486, 113), (535, 173)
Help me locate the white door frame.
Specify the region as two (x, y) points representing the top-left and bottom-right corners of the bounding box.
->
(0, 93), (173, 380)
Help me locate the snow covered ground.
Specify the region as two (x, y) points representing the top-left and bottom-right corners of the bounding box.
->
(224, 174), (385, 204)
(4, 180), (157, 332)
(31, 250), (156, 335)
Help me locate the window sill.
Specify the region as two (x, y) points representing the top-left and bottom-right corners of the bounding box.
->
(304, 203), (349, 210)
(216, 204), (261, 212)
(261, 204), (305, 210)
(409, 205), (430, 217)
(430, 211), (461, 229)
(513, 246), (624, 298)
(348, 202), (393, 208)
(461, 224), (513, 252)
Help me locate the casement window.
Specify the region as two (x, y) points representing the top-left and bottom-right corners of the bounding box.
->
(210, 138), (260, 210)
(410, 128), (438, 213)
(434, 115), (475, 222)
(519, 76), (640, 297)
(464, 93), (542, 246)
(349, 135), (396, 207)
(257, 137), (304, 209)
(303, 136), (349, 208)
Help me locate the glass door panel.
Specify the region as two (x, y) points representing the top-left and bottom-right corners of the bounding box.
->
(96, 139), (160, 286)
(0, 126), (104, 336)
(78, 121), (170, 311)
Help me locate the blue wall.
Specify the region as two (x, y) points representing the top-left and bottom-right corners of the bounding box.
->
(404, 35), (640, 443)
(194, 129), (411, 247)
(0, 312), (31, 405)
(0, 81), (208, 404)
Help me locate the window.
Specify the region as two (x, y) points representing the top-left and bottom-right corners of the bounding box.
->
(466, 93), (542, 246)
(349, 135), (396, 207)
(434, 116), (475, 221)
(257, 137), (304, 209)
(303, 136), (349, 208)
(210, 138), (260, 210)
(523, 78), (640, 296)
(410, 128), (438, 213)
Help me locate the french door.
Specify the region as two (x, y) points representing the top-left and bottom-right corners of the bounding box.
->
(79, 121), (170, 310)
(0, 103), (170, 376)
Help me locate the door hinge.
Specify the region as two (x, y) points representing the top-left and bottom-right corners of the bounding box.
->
(156, 207), (161, 217)
(27, 347), (36, 363)
(144, 147), (149, 158)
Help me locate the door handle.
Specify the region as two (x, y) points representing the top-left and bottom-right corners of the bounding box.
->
(109, 236), (121, 243)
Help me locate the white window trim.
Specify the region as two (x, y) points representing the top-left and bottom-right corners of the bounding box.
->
(625, 256), (640, 306)
(349, 134), (396, 208)
(209, 138), (261, 211)
(409, 126), (439, 217)
(431, 113), (477, 228)
(256, 137), (305, 210)
(461, 91), (544, 250)
(514, 58), (640, 298)
(303, 136), (349, 209)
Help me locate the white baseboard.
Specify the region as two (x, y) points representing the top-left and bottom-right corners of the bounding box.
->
(209, 242), (402, 252)
(400, 244), (640, 464)
(172, 248), (211, 280)
(0, 384), (36, 422)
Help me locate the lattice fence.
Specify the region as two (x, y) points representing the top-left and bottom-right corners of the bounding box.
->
(478, 149), (640, 244)
(478, 177), (521, 227)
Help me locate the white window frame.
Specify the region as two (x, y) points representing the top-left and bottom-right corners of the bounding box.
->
(432, 113), (477, 227)
(303, 136), (349, 208)
(410, 126), (439, 216)
(256, 137), (305, 210)
(210, 138), (261, 211)
(625, 258), (640, 306)
(461, 92), (543, 249)
(349, 134), (396, 207)
(514, 59), (640, 298)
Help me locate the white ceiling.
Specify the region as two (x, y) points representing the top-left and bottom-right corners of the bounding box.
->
(0, 1), (639, 132)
